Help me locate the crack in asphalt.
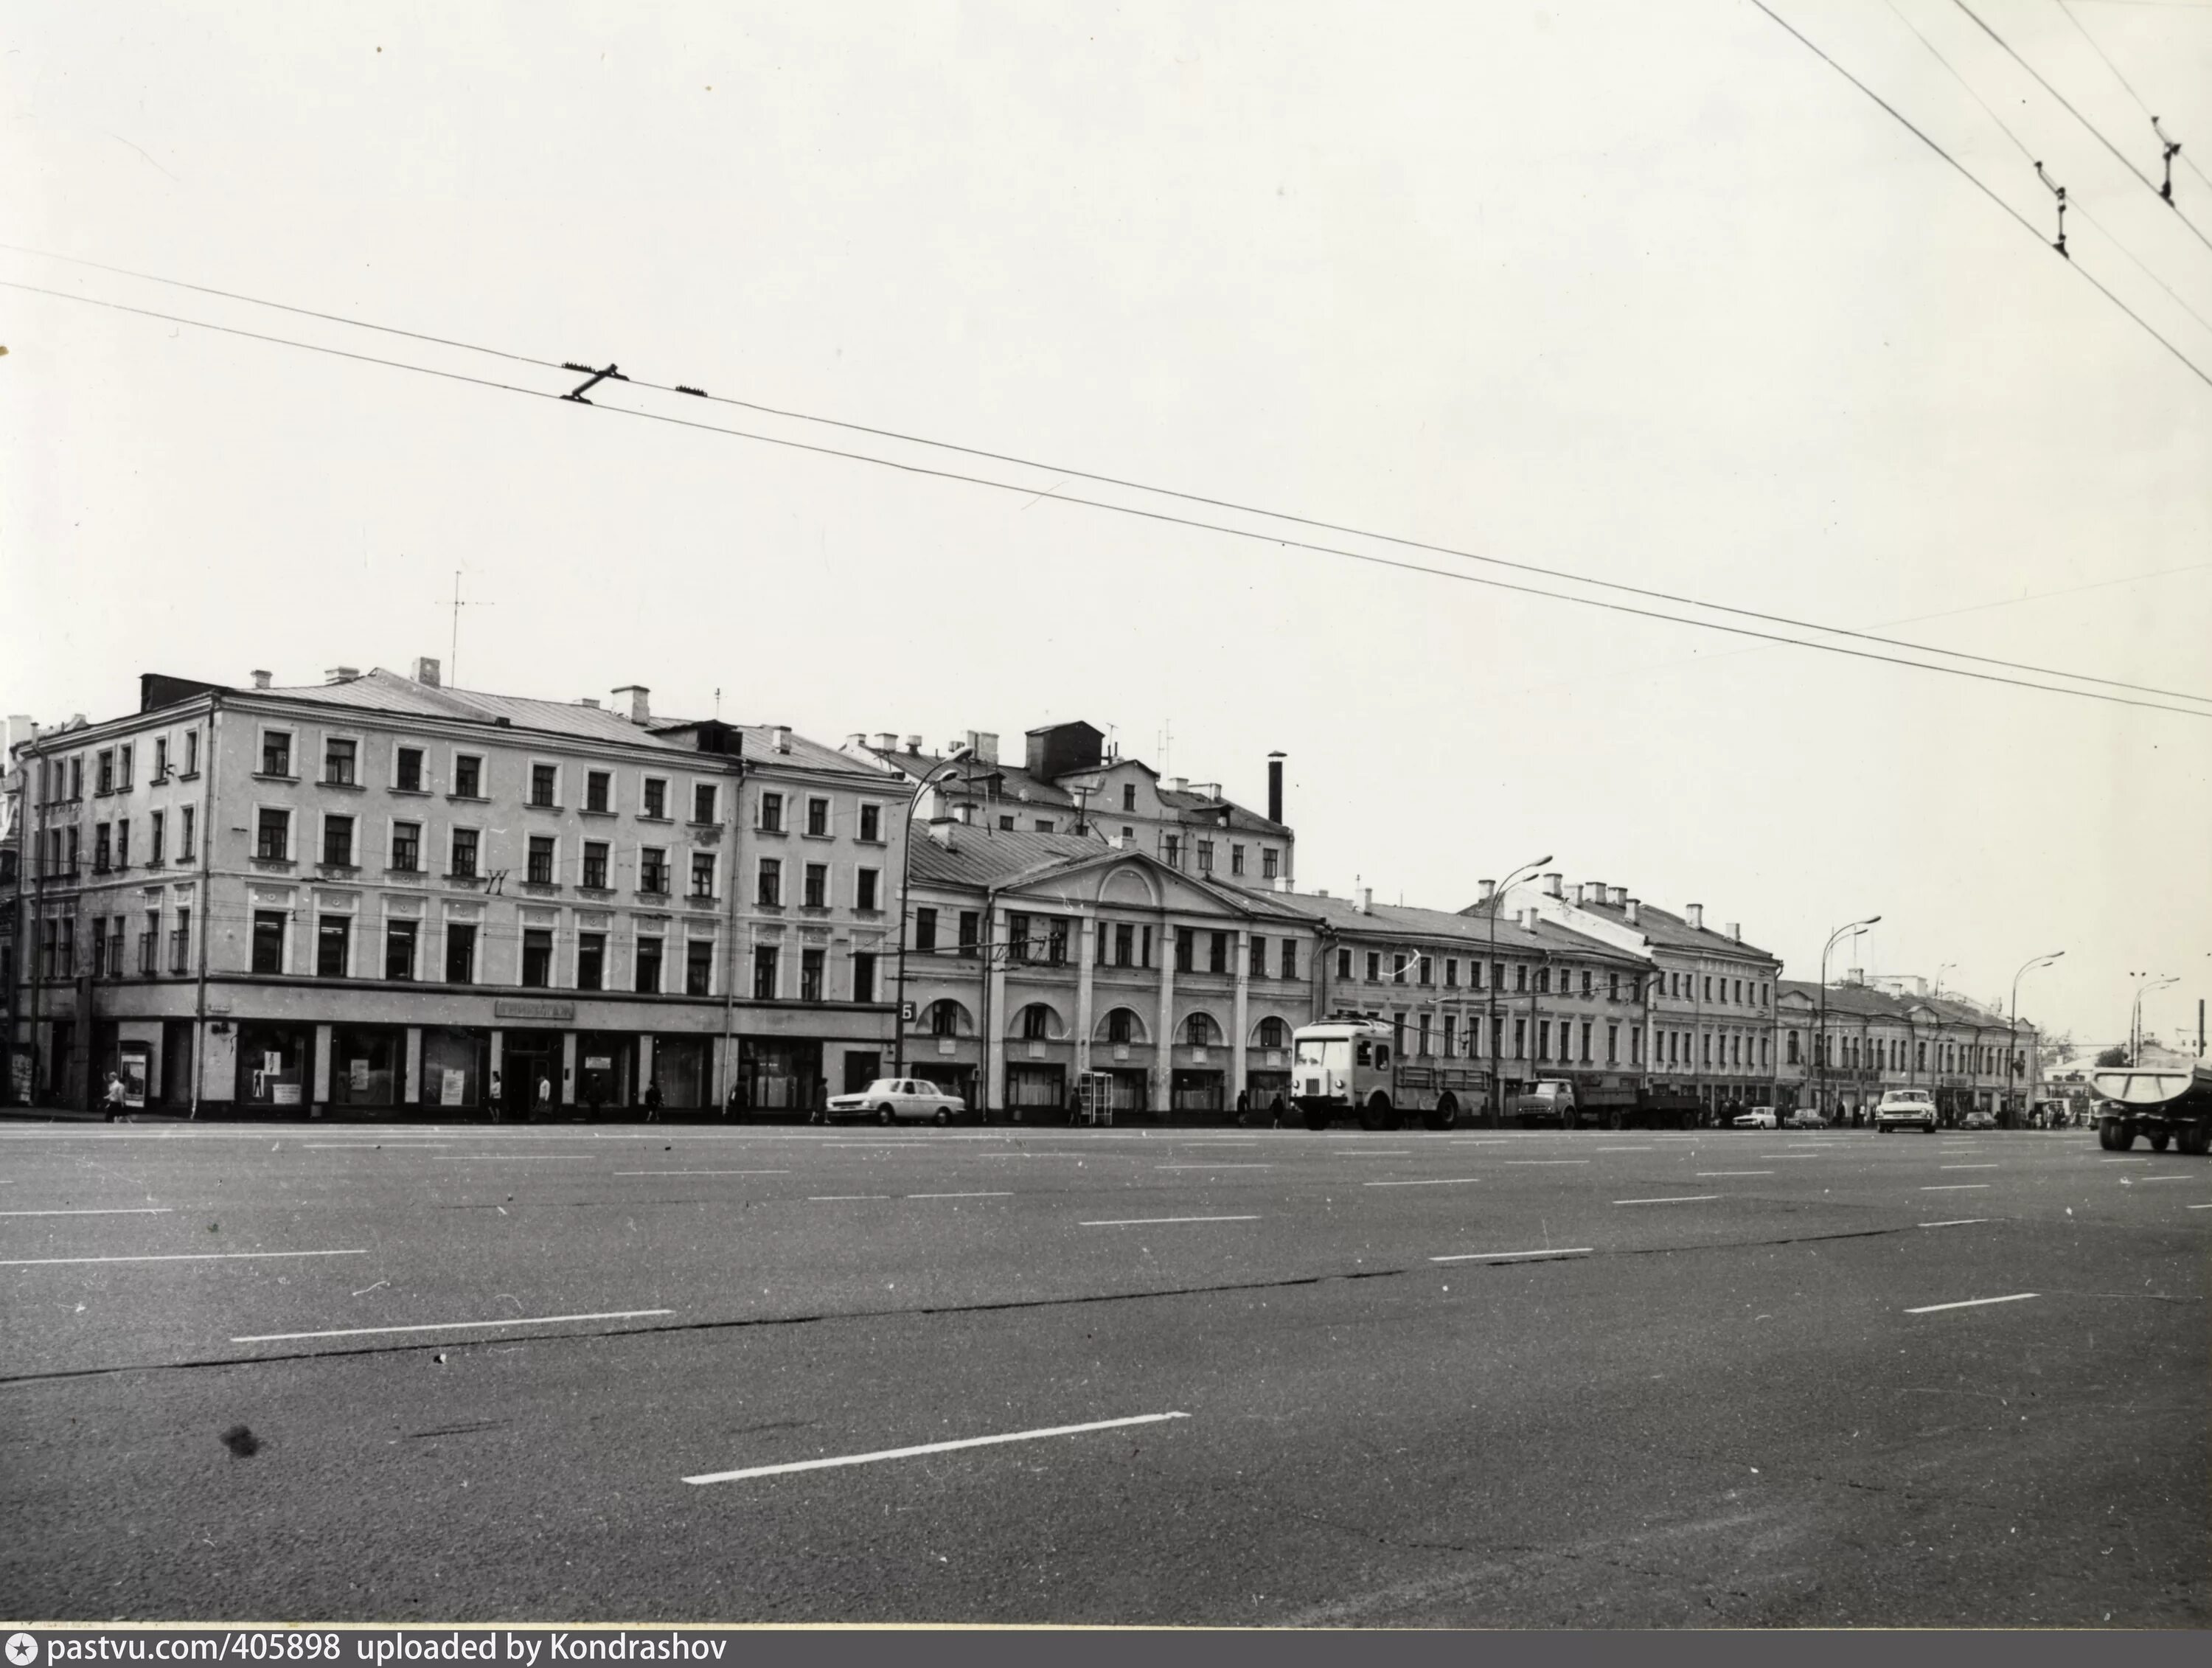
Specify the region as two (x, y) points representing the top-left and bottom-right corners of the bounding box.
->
(0, 1219), (1992, 1388)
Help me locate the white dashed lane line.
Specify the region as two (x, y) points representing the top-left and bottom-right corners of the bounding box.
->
(1921, 1184), (1991, 1191)
(1614, 1195), (1722, 1206)
(684, 1411), (1189, 1487)
(1364, 1178), (1481, 1188)
(1080, 1214), (1260, 1227)
(2, 1248), (369, 1268)
(613, 1170), (792, 1177)
(1940, 1164), (2000, 1170)
(906, 1192), (1013, 1200)
(1696, 1171), (1773, 1178)
(1501, 1160), (1589, 1167)
(1430, 1248), (1592, 1262)
(233, 1307), (674, 1343)
(1919, 1219), (1992, 1229)
(1904, 1293), (2038, 1316)
(1155, 1164), (1273, 1170)
(0, 1207), (174, 1217)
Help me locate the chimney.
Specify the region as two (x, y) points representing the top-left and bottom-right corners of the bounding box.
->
(1478, 878), (1497, 903)
(1586, 879), (1605, 906)
(1726, 922), (1741, 941)
(1572, 883), (1589, 906)
(1523, 908), (1540, 931)
(1169, 776), (1188, 793)
(1610, 886), (1627, 907)
(771, 726), (793, 754)
(1106, 832), (1126, 849)
(1197, 782), (1220, 800)
(1543, 872), (1563, 898)
(1846, 967), (1864, 987)
(1315, 889), (1329, 899)
(1357, 886), (1373, 914)
(1686, 903), (1704, 931)
(1624, 897), (1641, 925)
(323, 667), (360, 684)
(845, 732), (866, 748)
(904, 735), (923, 752)
(613, 685), (650, 725)
(251, 670), (273, 690)
(412, 656), (442, 687)
(580, 698), (601, 709)
(928, 820), (956, 849)
(872, 732), (898, 751)
(1267, 752), (1284, 824)
(964, 731), (999, 765)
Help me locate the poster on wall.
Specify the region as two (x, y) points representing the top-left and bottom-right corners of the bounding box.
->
(264, 1052), (283, 1076)
(440, 1068), (466, 1107)
(12, 1052), (33, 1104)
(349, 1059), (369, 1091)
(119, 1048), (150, 1108)
(271, 1083), (302, 1106)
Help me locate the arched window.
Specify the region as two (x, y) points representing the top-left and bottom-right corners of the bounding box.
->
(1017, 1003), (1054, 1041)
(1256, 1016), (1288, 1050)
(1103, 1007), (1140, 1045)
(928, 999), (963, 1038)
(1184, 1012), (1220, 1048)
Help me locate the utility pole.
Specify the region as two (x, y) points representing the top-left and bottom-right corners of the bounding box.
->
(438, 571), (495, 687)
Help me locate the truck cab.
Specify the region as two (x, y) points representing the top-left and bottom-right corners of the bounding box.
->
(1512, 1077), (1577, 1128)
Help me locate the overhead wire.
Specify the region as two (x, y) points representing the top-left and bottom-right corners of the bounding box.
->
(6, 243), (2211, 710)
(2058, 0), (2212, 192)
(1884, 0), (2212, 338)
(1949, 0), (2212, 249)
(6, 277), (2209, 724)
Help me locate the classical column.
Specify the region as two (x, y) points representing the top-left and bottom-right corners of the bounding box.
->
(1075, 913), (1096, 1076)
(1153, 920), (1177, 1116)
(1232, 927), (1251, 1104)
(403, 1027), (422, 1105)
(987, 903), (1010, 1116)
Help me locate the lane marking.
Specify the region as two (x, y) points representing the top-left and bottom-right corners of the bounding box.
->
(1757, 1154), (1829, 1160)
(613, 1170), (791, 1177)
(1156, 1163), (1273, 1170)
(1595, 1145), (1654, 1152)
(1, 1248), (369, 1267)
(2135, 1175), (2194, 1184)
(1614, 1195), (1722, 1206)
(1501, 1159), (1589, 1166)
(1918, 1219), (1992, 1229)
(684, 1410), (1189, 1486)
(906, 1192), (1013, 1200)
(430, 1154), (597, 1161)
(2188, 1203), (2212, 1210)
(807, 1195), (891, 1202)
(305, 1141), (455, 1149)
(1921, 1184), (1991, 1191)
(1340, 1152), (1412, 1158)
(233, 1307), (672, 1342)
(1363, 1178), (1481, 1187)
(2099, 1158), (2150, 1164)
(1904, 1293), (2038, 1315)
(1430, 1247), (1592, 1262)
(0, 1207), (174, 1217)
(1696, 1170), (1774, 1178)
(1941, 1164), (2000, 1171)
(1080, 1214), (1259, 1227)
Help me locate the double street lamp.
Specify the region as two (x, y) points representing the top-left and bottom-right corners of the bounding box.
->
(891, 744), (973, 1077)
(1484, 854), (1552, 1126)
(1816, 914), (1880, 1123)
(2130, 972), (2179, 1066)
(2008, 951), (2063, 1124)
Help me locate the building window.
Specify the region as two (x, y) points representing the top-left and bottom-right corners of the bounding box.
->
(1163, 834), (1181, 867)
(1107, 1008), (1133, 1045)
(585, 771), (611, 813)
(252, 911), (285, 974)
(528, 836), (556, 886)
(1337, 949), (1352, 980)
(168, 908), (190, 974)
(1250, 936), (1267, 977)
(755, 858), (780, 906)
(1418, 955), (1434, 987)
(1281, 941), (1298, 981)
(635, 937), (663, 993)
(385, 920), (417, 980)
(1197, 839), (1214, 873)
(692, 852), (718, 900)
(153, 737), (170, 779)
(521, 929), (553, 988)
(1581, 1022), (1593, 1064)
(450, 828), (480, 880)
(915, 908), (938, 953)
(641, 848), (669, 894)
(453, 755), (482, 798)
(149, 811), (166, 866)
(527, 764), (557, 808)
(260, 732), (291, 777)
(1607, 1024), (1619, 1064)
(577, 933), (605, 991)
(859, 804), (882, 842)
(257, 809), (291, 862)
(932, 1000), (961, 1038)
(694, 783), (719, 824)
(1175, 928), (1194, 973)
(1185, 1013), (1218, 1048)
(1121, 784), (1137, 811)
(807, 797), (830, 837)
(752, 945), (777, 1000)
(179, 805), (195, 860)
(802, 863), (827, 908)
(1046, 918), (1068, 965)
(759, 792), (785, 833)
(320, 816), (355, 868)
(1230, 844), (1245, 876)
(116, 745), (133, 789)
(389, 821), (421, 872)
(317, 917), (351, 979)
(1513, 1019), (1526, 1060)
(1007, 911), (1033, 964)
(445, 923), (477, 984)
(582, 841), (609, 889)
(800, 948), (824, 1002)
(1368, 952), (1383, 983)
(958, 912), (980, 958)
(91, 918), (109, 979)
(184, 731), (199, 775)
(1020, 1004), (1051, 1041)
(1515, 964), (1528, 993)
(1034, 819), (1054, 834)
(94, 824), (111, 872)
(1208, 932), (1229, 974)
(324, 738), (358, 786)
(852, 951), (877, 1004)
(643, 778), (668, 819)
(396, 747), (424, 792)
(1442, 1015), (1457, 1056)
(1113, 923), (1135, 967)
(1537, 967), (1551, 995)
(998, 816), (1016, 833)
(856, 868), (880, 911)
(1581, 970), (1593, 997)
(1444, 958), (1458, 988)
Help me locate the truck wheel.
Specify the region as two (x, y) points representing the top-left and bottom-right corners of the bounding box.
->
(2177, 1125), (2211, 1157)
(2106, 1119), (2138, 1151)
(2148, 1130), (2171, 1153)
(1424, 1095), (1457, 1133)
(1360, 1096), (1394, 1133)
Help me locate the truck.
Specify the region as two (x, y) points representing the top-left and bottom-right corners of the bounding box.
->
(1292, 1018), (1484, 1131)
(2092, 1064), (2212, 1155)
(1512, 1078), (1579, 1129)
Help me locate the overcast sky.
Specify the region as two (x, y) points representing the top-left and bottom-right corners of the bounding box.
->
(5, 1), (2208, 1051)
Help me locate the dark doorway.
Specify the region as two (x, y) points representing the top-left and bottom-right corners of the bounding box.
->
(501, 1030), (564, 1120)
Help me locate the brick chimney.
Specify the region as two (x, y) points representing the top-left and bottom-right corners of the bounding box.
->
(1267, 752), (1284, 824)
(1543, 872), (1563, 898)
(251, 670), (273, 690)
(413, 657), (442, 687)
(613, 685), (650, 725)
(1686, 903), (1705, 931)
(1478, 878), (1496, 903)
(1624, 897), (1641, 925)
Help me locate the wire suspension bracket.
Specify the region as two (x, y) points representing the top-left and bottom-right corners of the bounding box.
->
(2153, 117), (2181, 204)
(2034, 161), (2069, 258)
(560, 361), (628, 404)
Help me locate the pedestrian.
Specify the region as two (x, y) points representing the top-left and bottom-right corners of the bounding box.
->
(642, 1078), (662, 1123)
(488, 1069), (504, 1125)
(1235, 1087), (1251, 1128)
(102, 1071), (128, 1124)
(725, 1079), (744, 1125)
(1270, 1091), (1285, 1130)
(534, 1071), (552, 1122)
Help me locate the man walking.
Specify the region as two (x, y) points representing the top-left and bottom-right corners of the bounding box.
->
(102, 1071), (129, 1124)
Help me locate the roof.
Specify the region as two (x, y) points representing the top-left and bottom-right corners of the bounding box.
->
(907, 827), (1312, 922)
(1551, 895), (1778, 962)
(1776, 980), (2016, 1028)
(1270, 889), (1650, 965)
(854, 741), (1288, 834)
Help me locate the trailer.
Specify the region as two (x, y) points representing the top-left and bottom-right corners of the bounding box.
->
(2092, 1064), (2212, 1155)
(1292, 1018), (1484, 1131)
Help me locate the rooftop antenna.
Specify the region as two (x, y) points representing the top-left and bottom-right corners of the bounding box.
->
(714, 687), (722, 721)
(2153, 117), (2181, 203)
(439, 570), (495, 687)
(2034, 161), (2069, 258)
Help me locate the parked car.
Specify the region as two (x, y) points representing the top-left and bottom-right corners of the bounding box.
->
(1959, 1108), (1997, 1130)
(1784, 1108), (1827, 1129)
(822, 1077), (967, 1126)
(1732, 1106), (1777, 1130)
(1874, 1088), (1939, 1134)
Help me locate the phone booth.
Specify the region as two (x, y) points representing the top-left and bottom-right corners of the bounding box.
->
(1074, 1071), (1115, 1127)
(118, 1042), (151, 1110)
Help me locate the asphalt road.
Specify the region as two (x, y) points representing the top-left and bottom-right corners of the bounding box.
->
(1, 1119), (2205, 1626)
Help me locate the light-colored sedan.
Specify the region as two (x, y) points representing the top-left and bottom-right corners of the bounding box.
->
(1875, 1089), (1939, 1134)
(824, 1077), (967, 1126)
(1732, 1106), (1777, 1129)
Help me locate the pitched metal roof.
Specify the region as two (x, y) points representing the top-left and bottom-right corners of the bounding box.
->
(1280, 890), (1650, 965)
(1528, 894), (1777, 962)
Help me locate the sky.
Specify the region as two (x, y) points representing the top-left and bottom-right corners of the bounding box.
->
(4, 1), (2208, 1053)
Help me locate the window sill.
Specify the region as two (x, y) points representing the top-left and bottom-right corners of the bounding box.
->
(316, 864), (362, 878)
(636, 890), (674, 903)
(853, 836), (888, 847)
(320, 780), (366, 793)
(687, 894), (720, 908)
(852, 908), (883, 922)
(254, 774), (300, 785)
(637, 814), (675, 825)
(754, 901), (785, 914)
(579, 807), (618, 819)
(175, 771), (201, 782)
(384, 866), (428, 880)
(525, 802), (563, 813)
(754, 826), (788, 838)
(577, 885), (615, 900)
(447, 793), (489, 805)
(443, 873), (483, 886)
(520, 882), (563, 897)
(799, 831), (835, 842)
(389, 786), (431, 798)
(250, 858), (297, 872)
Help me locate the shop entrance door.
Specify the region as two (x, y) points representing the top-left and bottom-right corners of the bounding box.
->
(502, 1030), (564, 1121)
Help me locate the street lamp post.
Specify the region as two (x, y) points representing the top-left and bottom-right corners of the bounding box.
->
(2130, 973), (2179, 1066)
(1818, 915), (1880, 1125)
(891, 745), (973, 1077)
(2008, 951), (2063, 1126)
(1484, 855), (1551, 1127)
